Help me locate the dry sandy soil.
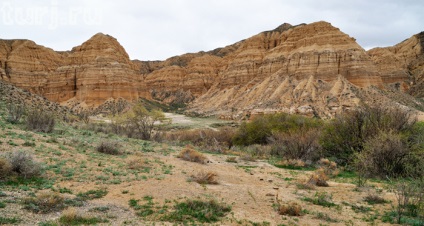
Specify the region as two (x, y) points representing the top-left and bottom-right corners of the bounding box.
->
(0, 113), (400, 226)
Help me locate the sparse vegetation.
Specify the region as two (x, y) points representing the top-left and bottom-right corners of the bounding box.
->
(77, 189), (108, 200)
(59, 208), (108, 225)
(162, 199), (231, 223)
(26, 107), (55, 133)
(23, 191), (65, 213)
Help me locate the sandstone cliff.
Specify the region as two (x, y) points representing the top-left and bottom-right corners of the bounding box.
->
(0, 33), (148, 112)
(1, 21), (423, 118)
(368, 32), (424, 96)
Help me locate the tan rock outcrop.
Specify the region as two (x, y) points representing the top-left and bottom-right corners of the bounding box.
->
(1, 21), (423, 117)
(368, 32), (424, 94)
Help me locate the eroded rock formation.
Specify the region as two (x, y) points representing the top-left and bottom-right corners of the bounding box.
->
(1, 21), (423, 117)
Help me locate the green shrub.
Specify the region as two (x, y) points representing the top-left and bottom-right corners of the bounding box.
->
(233, 113), (322, 147)
(6, 102), (25, 124)
(77, 189), (108, 200)
(355, 131), (410, 178)
(162, 199), (231, 223)
(321, 105), (416, 166)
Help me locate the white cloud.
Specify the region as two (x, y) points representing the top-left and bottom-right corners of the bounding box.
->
(1, 0), (423, 60)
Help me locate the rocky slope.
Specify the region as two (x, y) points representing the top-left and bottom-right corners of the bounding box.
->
(1, 21), (423, 118)
(368, 32), (424, 97)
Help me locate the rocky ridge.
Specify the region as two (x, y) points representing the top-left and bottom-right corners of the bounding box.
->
(1, 21), (423, 118)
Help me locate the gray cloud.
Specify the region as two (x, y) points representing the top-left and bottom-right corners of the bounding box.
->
(1, 0), (423, 60)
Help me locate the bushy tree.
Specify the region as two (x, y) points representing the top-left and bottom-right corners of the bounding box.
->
(112, 103), (166, 140)
(321, 105), (416, 165)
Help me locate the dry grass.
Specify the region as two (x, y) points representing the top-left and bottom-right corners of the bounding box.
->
(59, 207), (106, 225)
(317, 158), (339, 177)
(127, 158), (149, 170)
(277, 159), (306, 168)
(177, 146), (207, 164)
(0, 157), (12, 180)
(278, 201), (303, 216)
(190, 171), (218, 184)
(23, 191), (65, 213)
(307, 169), (329, 187)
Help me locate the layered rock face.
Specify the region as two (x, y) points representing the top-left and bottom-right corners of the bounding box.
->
(368, 32), (424, 94)
(0, 33), (148, 111)
(1, 21), (423, 117)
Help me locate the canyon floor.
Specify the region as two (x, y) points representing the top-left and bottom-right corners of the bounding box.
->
(0, 105), (404, 226)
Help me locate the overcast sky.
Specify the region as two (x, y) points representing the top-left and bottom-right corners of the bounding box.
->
(1, 0), (423, 60)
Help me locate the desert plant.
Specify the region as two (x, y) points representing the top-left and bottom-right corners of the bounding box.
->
(96, 141), (121, 155)
(59, 208), (107, 225)
(6, 150), (43, 178)
(162, 199), (231, 223)
(321, 105), (416, 166)
(278, 201), (303, 216)
(390, 179), (424, 224)
(233, 113), (322, 146)
(303, 192), (337, 207)
(26, 108), (55, 133)
(177, 146), (207, 164)
(113, 103), (166, 140)
(355, 131), (410, 179)
(77, 188), (108, 200)
(6, 102), (25, 124)
(0, 157), (12, 180)
(307, 169), (329, 187)
(127, 158), (149, 170)
(270, 128), (322, 161)
(189, 171), (218, 184)
(23, 191), (65, 213)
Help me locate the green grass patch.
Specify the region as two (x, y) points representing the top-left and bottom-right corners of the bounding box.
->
(302, 192), (337, 208)
(0, 216), (21, 224)
(77, 189), (108, 200)
(162, 199), (232, 223)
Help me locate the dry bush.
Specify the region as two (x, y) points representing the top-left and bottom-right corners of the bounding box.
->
(321, 105), (416, 165)
(244, 144), (271, 159)
(270, 129), (322, 161)
(364, 194), (387, 204)
(355, 131), (409, 179)
(177, 146), (207, 164)
(164, 127), (235, 152)
(278, 201), (303, 216)
(277, 159), (306, 168)
(0, 157), (12, 180)
(7, 150), (43, 178)
(26, 108), (55, 133)
(127, 158), (149, 170)
(307, 169), (329, 187)
(58, 207), (106, 225)
(96, 141), (121, 155)
(317, 158), (339, 177)
(190, 171), (218, 185)
(23, 191), (65, 213)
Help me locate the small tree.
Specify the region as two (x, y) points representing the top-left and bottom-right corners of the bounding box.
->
(112, 103), (166, 140)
